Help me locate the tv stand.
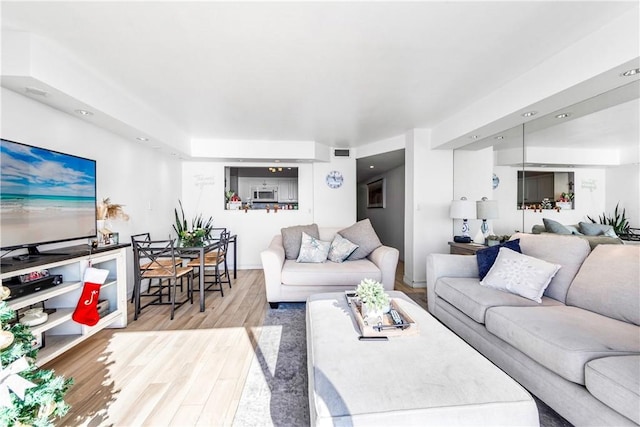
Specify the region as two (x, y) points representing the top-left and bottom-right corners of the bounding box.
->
(27, 246), (70, 257)
(0, 244), (128, 366)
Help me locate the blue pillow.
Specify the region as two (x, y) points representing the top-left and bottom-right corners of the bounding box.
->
(476, 239), (521, 280)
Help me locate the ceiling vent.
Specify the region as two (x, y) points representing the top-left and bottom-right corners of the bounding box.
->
(333, 149), (351, 157)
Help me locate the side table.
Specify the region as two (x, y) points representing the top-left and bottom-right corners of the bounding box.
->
(448, 241), (487, 255)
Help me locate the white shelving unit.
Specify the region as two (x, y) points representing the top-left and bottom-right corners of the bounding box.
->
(1, 246), (128, 366)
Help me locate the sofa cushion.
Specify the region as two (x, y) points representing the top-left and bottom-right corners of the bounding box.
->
(476, 239), (521, 280)
(485, 306), (640, 385)
(510, 233), (591, 303)
(296, 232), (331, 263)
(567, 244), (640, 326)
(338, 219), (382, 260)
(585, 355), (640, 425)
(543, 218), (572, 234)
(327, 234), (359, 263)
(281, 258), (381, 287)
(435, 277), (560, 324)
(579, 221), (618, 237)
(480, 248), (560, 303)
(281, 224), (320, 260)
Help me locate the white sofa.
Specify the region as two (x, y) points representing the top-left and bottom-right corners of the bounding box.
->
(261, 227), (399, 308)
(427, 233), (640, 426)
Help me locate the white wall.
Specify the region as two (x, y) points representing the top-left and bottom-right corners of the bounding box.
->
(406, 129), (453, 288)
(312, 155), (357, 227)
(180, 156), (356, 269)
(357, 164), (405, 261)
(1, 87), (183, 296)
(492, 166), (523, 235)
(453, 147), (493, 240)
(606, 164), (640, 229)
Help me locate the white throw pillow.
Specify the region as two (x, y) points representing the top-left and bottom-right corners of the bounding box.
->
(296, 232), (331, 263)
(480, 247), (561, 303)
(327, 234), (359, 263)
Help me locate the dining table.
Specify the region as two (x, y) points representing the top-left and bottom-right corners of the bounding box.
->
(175, 233), (237, 312)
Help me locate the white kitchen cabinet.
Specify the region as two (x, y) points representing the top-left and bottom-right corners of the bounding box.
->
(277, 179), (298, 203)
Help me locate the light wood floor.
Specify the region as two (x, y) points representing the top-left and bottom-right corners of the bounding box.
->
(44, 262), (423, 426)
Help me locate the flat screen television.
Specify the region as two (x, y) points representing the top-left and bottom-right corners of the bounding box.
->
(0, 138), (97, 254)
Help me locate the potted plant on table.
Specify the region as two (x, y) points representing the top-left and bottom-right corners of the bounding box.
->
(173, 200), (213, 246)
(356, 278), (390, 322)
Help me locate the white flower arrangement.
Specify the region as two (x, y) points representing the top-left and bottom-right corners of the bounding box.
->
(356, 278), (390, 312)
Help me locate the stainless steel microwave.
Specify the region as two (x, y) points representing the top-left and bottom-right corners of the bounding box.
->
(252, 186), (278, 202)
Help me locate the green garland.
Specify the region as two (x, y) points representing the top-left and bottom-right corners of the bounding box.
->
(0, 302), (72, 427)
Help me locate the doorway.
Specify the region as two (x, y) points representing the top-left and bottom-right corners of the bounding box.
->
(356, 149), (405, 261)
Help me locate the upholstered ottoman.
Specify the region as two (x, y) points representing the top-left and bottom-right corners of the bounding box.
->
(306, 291), (539, 426)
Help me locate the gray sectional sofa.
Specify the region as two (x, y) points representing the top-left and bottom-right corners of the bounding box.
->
(427, 233), (640, 426)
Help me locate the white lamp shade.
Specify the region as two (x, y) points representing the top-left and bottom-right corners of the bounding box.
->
(476, 199), (499, 220)
(450, 199), (476, 220)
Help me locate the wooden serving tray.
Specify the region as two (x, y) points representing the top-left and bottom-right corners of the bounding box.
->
(347, 295), (419, 338)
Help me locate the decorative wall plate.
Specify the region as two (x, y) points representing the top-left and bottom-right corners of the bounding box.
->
(492, 173), (500, 189)
(326, 170), (344, 189)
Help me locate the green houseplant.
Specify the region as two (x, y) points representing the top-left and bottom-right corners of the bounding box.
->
(356, 278), (390, 321)
(173, 200), (214, 246)
(587, 202), (631, 235)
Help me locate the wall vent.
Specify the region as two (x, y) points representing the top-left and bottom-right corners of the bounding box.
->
(333, 149), (350, 157)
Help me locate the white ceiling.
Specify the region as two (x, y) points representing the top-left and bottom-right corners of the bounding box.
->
(1, 1), (637, 149)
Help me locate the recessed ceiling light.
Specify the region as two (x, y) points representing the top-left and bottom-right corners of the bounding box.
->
(369, 165), (375, 169)
(555, 113), (571, 119)
(621, 68), (640, 77)
(469, 135), (480, 139)
(275, 159), (280, 163)
(75, 109), (93, 116)
(136, 136), (149, 142)
(521, 111), (537, 117)
(494, 136), (504, 140)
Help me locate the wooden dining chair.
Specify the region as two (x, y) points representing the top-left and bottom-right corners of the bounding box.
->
(187, 229), (232, 296)
(133, 239), (194, 320)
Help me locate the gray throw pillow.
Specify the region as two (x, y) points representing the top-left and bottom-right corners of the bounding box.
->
(281, 224), (320, 260)
(296, 232), (331, 263)
(543, 218), (572, 235)
(579, 222), (617, 237)
(338, 219), (382, 260)
(327, 234), (359, 263)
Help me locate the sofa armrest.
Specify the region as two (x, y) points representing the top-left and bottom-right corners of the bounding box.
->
(426, 253), (479, 314)
(260, 235), (286, 303)
(368, 245), (399, 291)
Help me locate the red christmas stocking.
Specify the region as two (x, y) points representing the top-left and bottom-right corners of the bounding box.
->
(73, 267), (108, 326)
(72, 282), (101, 326)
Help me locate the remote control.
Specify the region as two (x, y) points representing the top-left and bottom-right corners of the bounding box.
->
(389, 309), (403, 325)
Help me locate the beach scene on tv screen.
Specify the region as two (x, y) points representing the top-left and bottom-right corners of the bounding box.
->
(0, 140), (96, 248)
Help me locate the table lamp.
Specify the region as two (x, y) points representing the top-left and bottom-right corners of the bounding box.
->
(450, 197), (476, 243)
(476, 197), (499, 243)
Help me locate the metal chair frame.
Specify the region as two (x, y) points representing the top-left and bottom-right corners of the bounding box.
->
(188, 229), (232, 297)
(132, 239), (193, 320)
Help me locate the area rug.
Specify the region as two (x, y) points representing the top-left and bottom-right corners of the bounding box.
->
(232, 303), (572, 427)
